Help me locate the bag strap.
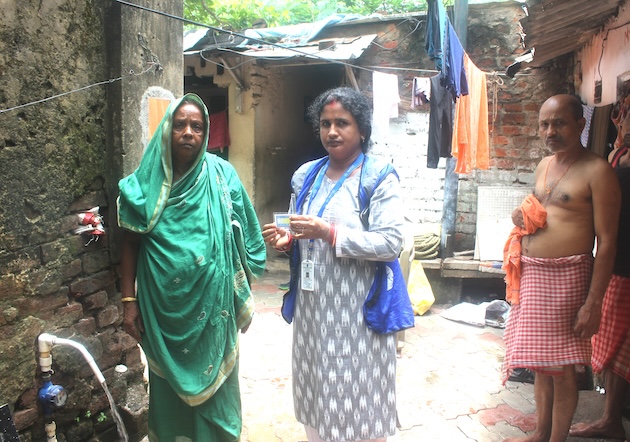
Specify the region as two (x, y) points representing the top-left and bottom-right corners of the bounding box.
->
(295, 156), (329, 213)
(358, 156), (399, 229)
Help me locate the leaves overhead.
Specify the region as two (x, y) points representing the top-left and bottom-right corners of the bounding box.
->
(183, 0), (439, 31)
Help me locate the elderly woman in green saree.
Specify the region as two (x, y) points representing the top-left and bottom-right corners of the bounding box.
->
(117, 93), (265, 441)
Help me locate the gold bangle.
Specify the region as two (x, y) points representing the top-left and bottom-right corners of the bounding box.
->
(121, 297), (137, 303)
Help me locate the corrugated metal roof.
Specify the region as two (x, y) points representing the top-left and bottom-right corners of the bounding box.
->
(521, 0), (623, 67)
(185, 34), (377, 66)
(228, 35), (378, 63)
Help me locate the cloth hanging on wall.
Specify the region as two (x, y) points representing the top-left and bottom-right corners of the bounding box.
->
(581, 104), (595, 148)
(427, 74), (453, 169)
(411, 77), (431, 108)
(207, 110), (231, 151)
(588, 104), (613, 157)
(451, 54), (489, 174)
(441, 21), (468, 101)
(425, 0), (448, 70)
(372, 71), (400, 139)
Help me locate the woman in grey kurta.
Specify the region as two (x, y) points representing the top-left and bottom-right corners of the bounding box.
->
(262, 87), (404, 442)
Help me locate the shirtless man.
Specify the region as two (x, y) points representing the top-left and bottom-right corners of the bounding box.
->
(502, 94), (621, 442)
(569, 115), (630, 441)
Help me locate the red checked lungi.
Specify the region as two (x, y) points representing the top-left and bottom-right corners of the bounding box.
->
(591, 274), (630, 381)
(502, 254), (594, 384)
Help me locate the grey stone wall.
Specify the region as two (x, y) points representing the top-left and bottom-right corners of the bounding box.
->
(0, 1), (182, 440)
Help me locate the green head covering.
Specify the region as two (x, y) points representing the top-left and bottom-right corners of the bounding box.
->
(117, 93), (209, 233)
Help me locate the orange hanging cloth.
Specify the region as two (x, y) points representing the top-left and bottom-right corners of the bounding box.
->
(502, 194), (548, 304)
(452, 54), (490, 174)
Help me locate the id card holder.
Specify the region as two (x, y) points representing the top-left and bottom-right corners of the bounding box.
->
(301, 259), (314, 291)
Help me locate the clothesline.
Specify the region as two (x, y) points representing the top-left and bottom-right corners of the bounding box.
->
(364, 64), (538, 78)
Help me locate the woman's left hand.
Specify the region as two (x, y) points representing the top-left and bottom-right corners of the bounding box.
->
(289, 215), (331, 240)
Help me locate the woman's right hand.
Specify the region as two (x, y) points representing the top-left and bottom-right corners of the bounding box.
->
(123, 302), (144, 342)
(262, 223), (291, 250)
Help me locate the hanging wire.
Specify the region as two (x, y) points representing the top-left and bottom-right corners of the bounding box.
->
(487, 71), (505, 147)
(0, 1), (541, 115)
(0, 63), (161, 115)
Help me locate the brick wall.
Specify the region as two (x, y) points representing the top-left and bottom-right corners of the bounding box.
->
(363, 3), (573, 251)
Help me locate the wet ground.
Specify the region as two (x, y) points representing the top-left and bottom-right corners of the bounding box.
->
(237, 257), (630, 442)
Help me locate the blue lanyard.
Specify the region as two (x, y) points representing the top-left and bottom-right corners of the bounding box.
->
(306, 153), (364, 217)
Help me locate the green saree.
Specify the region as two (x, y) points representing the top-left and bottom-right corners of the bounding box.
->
(117, 94), (265, 441)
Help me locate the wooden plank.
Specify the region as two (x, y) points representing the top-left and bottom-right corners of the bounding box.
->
(441, 269), (505, 279)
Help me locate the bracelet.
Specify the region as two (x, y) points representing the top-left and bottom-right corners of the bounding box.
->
(328, 223), (337, 247)
(121, 297), (137, 303)
(274, 233), (293, 253)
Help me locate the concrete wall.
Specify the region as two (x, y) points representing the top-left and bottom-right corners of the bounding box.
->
(0, 1), (183, 440)
(575, 0), (630, 105)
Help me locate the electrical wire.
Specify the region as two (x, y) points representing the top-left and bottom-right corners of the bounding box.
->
(0, 63), (160, 115)
(0, 0), (542, 115)
(120, 0), (532, 80)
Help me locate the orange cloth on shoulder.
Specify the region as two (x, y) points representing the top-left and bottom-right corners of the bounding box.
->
(502, 194), (547, 304)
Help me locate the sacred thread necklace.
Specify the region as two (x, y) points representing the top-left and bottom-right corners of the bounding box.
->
(544, 154), (579, 195)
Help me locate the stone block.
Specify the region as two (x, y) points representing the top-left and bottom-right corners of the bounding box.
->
(61, 259), (82, 280)
(82, 250), (111, 274)
(23, 267), (63, 296)
(41, 238), (75, 265)
(120, 383), (149, 442)
(73, 317), (97, 336)
(54, 302), (83, 328)
(96, 304), (119, 329)
(0, 246), (41, 274)
(70, 270), (115, 297)
(12, 408), (38, 432)
(14, 290), (69, 317)
(83, 290), (108, 310)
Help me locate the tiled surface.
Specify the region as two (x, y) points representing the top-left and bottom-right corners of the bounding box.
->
(236, 257), (629, 442)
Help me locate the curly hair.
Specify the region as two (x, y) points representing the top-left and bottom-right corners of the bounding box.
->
(307, 87), (372, 152)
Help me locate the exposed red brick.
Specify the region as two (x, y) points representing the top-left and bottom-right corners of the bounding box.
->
(500, 126), (521, 136)
(494, 136), (510, 145)
(494, 148), (508, 157)
(504, 103), (523, 112)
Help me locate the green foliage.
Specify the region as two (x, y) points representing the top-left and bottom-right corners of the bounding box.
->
(183, 0), (454, 31)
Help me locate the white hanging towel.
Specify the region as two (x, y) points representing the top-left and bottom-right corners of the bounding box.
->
(372, 71), (400, 139)
(411, 77), (431, 108)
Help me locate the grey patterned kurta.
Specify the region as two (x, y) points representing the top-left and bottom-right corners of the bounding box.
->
(291, 156), (404, 442)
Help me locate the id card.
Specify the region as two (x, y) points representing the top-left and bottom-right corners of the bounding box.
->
(274, 212), (291, 229)
(301, 259), (314, 291)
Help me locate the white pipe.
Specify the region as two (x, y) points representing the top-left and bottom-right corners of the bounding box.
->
(44, 421), (58, 442)
(38, 333), (106, 384)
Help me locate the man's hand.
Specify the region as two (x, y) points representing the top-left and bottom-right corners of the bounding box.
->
(574, 302), (602, 339)
(123, 302), (144, 342)
(511, 207), (525, 228)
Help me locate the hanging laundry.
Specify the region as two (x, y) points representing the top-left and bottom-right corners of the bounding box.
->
(581, 104), (594, 148)
(372, 71), (400, 139)
(441, 21), (468, 101)
(411, 77), (431, 108)
(207, 110), (231, 151)
(425, 0), (448, 70)
(451, 54), (489, 174)
(427, 74), (453, 169)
